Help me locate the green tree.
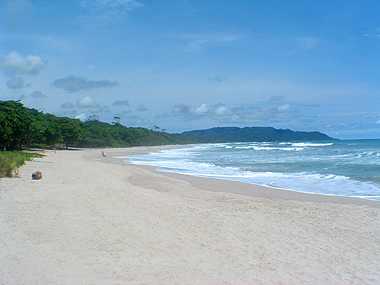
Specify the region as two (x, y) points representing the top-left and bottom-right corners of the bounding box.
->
(0, 101), (33, 150)
(58, 118), (83, 149)
(44, 124), (63, 146)
(0, 100), (188, 151)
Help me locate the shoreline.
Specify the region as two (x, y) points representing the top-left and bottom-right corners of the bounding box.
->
(1, 146), (380, 284)
(104, 146), (380, 208)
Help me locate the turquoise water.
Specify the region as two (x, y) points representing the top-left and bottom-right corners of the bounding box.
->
(123, 140), (380, 200)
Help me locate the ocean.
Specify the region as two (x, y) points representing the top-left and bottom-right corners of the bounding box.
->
(122, 140), (380, 200)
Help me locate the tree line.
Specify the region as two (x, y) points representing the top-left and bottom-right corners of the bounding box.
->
(0, 100), (333, 151)
(0, 101), (188, 151)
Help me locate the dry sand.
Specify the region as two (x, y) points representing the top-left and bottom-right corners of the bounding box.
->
(1, 147), (380, 285)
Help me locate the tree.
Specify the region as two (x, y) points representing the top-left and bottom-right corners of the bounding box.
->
(0, 100), (186, 150)
(57, 118), (83, 149)
(0, 101), (33, 150)
(44, 124), (63, 146)
(0, 111), (11, 150)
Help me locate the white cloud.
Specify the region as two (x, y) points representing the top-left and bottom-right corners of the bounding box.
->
(77, 96), (97, 108)
(194, 103), (209, 114)
(1, 51), (45, 76)
(172, 103), (233, 120)
(214, 104), (230, 116)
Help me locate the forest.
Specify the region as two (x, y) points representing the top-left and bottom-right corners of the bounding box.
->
(0, 100), (188, 151)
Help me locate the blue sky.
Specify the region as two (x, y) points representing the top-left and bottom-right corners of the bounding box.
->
(1, 0), (380, 138)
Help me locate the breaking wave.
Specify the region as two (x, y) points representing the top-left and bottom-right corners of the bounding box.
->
(120, 140), (380, 201)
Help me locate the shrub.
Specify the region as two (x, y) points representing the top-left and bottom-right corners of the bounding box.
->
(0, 152), (43, 178)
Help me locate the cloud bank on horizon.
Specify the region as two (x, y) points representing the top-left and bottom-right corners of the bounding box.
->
(1, 0), (380, 138)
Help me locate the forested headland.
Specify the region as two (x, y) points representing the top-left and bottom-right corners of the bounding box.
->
(0, 100), (188, 151)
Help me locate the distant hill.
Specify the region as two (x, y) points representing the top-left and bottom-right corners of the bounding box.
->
(180, 127), (334, 143)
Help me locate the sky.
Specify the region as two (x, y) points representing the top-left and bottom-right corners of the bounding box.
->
(1, 0), (380, 138)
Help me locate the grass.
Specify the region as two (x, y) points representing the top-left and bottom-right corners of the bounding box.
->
(0, 151), (43, 178)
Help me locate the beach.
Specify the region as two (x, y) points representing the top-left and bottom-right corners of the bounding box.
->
(1, 147), (380, 284)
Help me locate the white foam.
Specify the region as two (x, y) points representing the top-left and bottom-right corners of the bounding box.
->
(291, 142), (334, 147)
(359, 151), (380, 157)
(122, 142), (380, 201)
(235, 146), (256, 149)
(252, 146), (304, 151)
(127, 161), (380, 201)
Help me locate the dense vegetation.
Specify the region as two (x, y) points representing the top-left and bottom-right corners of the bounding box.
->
(0, 100), (333, 152)
(181, 127), (333, 143)
(78, 120), (185, 148)
(0, 100), (188, 151)
(0, 151), (43, 177)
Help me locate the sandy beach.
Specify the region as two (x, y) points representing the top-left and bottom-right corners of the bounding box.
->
(1, 147), (380, 285)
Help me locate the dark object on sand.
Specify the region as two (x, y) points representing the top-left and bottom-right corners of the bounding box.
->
(32, 171), (42, 180)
